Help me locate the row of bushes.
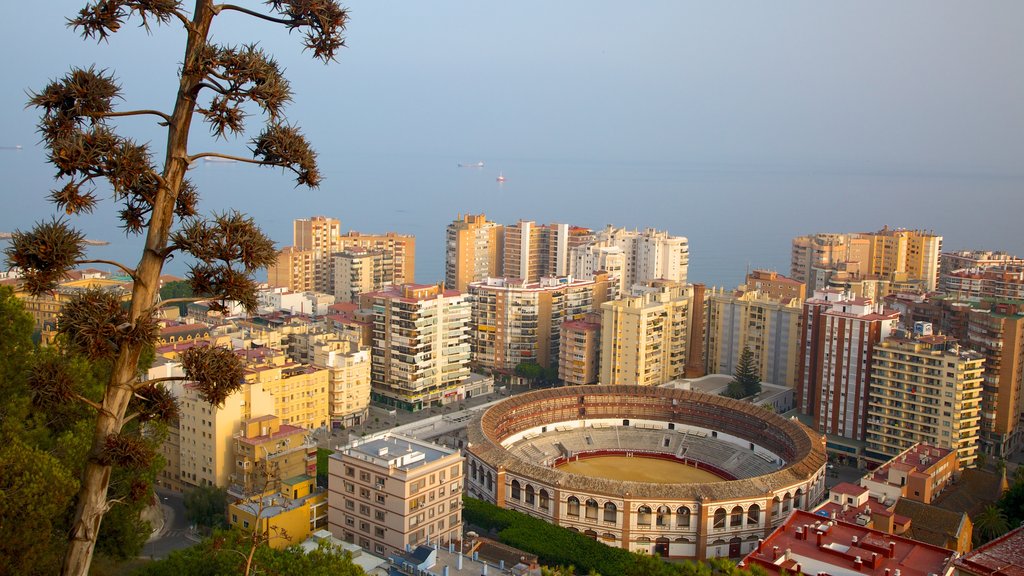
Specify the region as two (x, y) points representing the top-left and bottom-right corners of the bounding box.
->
(462, 497), (763, 576)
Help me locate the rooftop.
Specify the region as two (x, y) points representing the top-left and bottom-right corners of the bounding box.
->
(742, 509), (957, 576)
(340, 433), (458, 470)
(954, 526), (1024, 576)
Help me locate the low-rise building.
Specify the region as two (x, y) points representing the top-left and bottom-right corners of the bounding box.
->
(327, 434), (464, 558)
(228, 474), (327, 548)
(861, 443), (959, 506)
(954, 526), (1024, 576)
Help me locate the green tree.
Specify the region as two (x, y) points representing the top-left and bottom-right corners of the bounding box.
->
(515, 361), (544, 386)
(974, 505), (1010, 545)
(184, 484), (229, 531)
(134, 529), (366, 576)
(158, 279), (194, 317)
(8, 3), (348, 574)
(725, 347), (761, 399)
(317, 448), (334, 488)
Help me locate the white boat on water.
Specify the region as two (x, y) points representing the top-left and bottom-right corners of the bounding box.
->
(458, 161), (484, 168)
(496, 172), (506, 183)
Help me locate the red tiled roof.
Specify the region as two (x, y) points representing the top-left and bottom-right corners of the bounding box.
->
(955, 527), (1024, 576)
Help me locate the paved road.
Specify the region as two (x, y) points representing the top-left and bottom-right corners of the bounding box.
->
(141, 487), (199, 559)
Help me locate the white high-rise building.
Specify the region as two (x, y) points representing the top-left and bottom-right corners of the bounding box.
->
(570, 226), (688, 294)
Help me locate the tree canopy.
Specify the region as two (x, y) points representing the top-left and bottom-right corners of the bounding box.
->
(724, 346), (761, 399)
(6, 2), (348, 574)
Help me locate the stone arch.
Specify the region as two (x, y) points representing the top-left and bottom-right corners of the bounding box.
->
(567, 496), (580, 516)
(604, 501), (617, 523)
(676, 506), (691, 528)
(730, 505), (743, 527)
(656, 505), (672, 527)
(511, 479), (521, 500)
(713, 507), (727, 529)
(539, 489), (550, 511)
(747, 503), (761, 525)
(585, 498), (599, 520)
(637, 505), (652, 526)
(525, 484), (535, 505)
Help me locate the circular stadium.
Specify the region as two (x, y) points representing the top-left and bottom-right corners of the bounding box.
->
(465, 386), (827, 561)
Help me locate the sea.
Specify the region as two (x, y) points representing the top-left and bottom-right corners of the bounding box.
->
(3, 147), (1023, 291)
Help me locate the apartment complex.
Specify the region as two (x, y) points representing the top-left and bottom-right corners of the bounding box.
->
(791, 227), (942, 294)
(267, 216), (416, 294)
(230, 415), (317, 497)
(558, 316), (601, 385)
(229, 474), (327, 548)
(865, 325), (984, 467)
(940, 249), (1024, 277)
(797, 289), (900, 441)
(570, 225), (689, 293)
(241, 347), (331, 432)
(860, 443), (959, 505)
(469, 274), (611, 373)
(706, 281), (803, 388)
(883, 295), (1024, 458)
(328, 435), (463, 558)
(365, 284), (471, 411)
(308, 338), (372, 428)
(599, 281), (691, 387)
(333, 248), (395, 303)
(503, 220), (593, 283)
(444, 213), (504, 292)
(942, 267), (1024, 300)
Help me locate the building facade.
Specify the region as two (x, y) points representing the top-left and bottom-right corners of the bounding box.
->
(797, 289), (900, 441)
(600, 281), (691, 387)
(570, 225), (689, 294)
(706, 284), (803, 388)
(366, 284), (471, 411)
(328, 435), (463, 558)
(469, 274), (611, 374)
(333, 248), (395, 303)
(559, 316), (601, 385)
(865, 326), (984, 467)
(444, 213), (504, 292)
(503, 221), (593, 283)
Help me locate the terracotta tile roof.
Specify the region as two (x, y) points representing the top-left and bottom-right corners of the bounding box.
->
(955, 526), (1024, 576)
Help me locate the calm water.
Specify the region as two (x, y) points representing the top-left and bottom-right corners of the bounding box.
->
(3, 147), (1023, 290)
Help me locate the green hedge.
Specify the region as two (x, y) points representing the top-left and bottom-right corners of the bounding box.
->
(462, 498), (765, 576)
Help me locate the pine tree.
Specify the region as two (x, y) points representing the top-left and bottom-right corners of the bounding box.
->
(727, 346), (761, 398)
(7, 2), (347, 574)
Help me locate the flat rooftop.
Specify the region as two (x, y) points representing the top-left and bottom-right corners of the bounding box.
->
(341, 433), (458, 470)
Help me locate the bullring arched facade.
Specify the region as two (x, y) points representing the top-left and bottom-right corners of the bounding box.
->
(465, 386), (827, 560)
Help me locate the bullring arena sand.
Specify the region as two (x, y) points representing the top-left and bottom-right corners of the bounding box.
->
(555, 455), (726, 484)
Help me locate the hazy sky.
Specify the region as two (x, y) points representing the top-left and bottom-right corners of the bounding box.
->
(2, 2), (1023, 285)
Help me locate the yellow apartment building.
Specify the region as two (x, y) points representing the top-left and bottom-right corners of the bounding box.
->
(600, 281), (690, 387)
(229, 474), (327, 549)
(444, 213), (504, 292)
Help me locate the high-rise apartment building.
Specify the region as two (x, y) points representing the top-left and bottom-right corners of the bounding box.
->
(797, 289), (900, 441)
(791, 228), (941, 294)
(468, 274), (611, 373)
(942, 267), (1024, 300)
(865, 324), (983, 468)
(558, 315), (601, 386)
(502, 221), (593, 283)
(940, 250), (1024, 278)
(365, 284), (471, 411)
(333, 248), (395, 303)
(570, 225), (689, 294)
(881, 295), (1024, 457)
(444, 213), (504, 292)
(706, 283), (803, 388)
(328, 434), (463, 558)
(267, 216), (415, 294)
(312, 339), (372, 429)
(599, 281), (691, 387)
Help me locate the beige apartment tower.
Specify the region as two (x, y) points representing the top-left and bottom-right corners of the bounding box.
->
(559, 316), (601, 385)
(865, 325), (983, 468)
(503, 220), (593, 283)
(328, 434), (463, 558)
(366, 284), (471, 411)
(469, 274), (612, 374)
(599, 281), (691, 387)
(445, 213), (504, 292)
(333, 248), (395, 303)
(706, 283), (803, 388)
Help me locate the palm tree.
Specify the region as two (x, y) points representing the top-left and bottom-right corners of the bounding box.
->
(974, 505), (1010, 544)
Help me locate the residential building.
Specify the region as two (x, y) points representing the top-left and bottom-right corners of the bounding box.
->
(559, 315), (601, 385)
(229, 474), (327, 549)
(267, 216), (415, 294)
(324, 301), (374, 347)
(328, 434), (463, 558)
(314, 339), (372, 428)
(940, 250), (1024, 278)
(241, 346), (331, 432)
(791, 228), (942, 294)
(797, 289), (900, 442)
(230, 415), (317, 497)
(257, 286), (335, 316)
(333, 247), (395, 303)
(865, 325), (984, 467)
(742, 509), (958, 576)
(600, 281), (691, 387)
(942, 267), (1024, 300)
(469, 274), (611, 374)
(444, 213), (504, 292)
(743, 269), (806, 302)
(570, 225), (689, 293)
(860, 443), (959, 505)
(503, 220), (593, 283)
(366, 284), (471, 411)
(881, 295), (1024, 457)
(706, 283), (803, 388)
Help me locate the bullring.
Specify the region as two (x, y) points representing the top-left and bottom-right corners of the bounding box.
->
(465, 385), (827, 560)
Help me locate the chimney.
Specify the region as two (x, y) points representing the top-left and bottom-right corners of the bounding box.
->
(773, 546), (780, 560)
(854, 557), (863, 572)
(872, 553), (879, 568)
(816, 531), (823, 547)
(794, 563), (802, 574)
(852, 535), (859, 545)
(889, 542), (896, 559)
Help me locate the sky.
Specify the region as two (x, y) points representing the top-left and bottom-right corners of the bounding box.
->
(1, 2), (1023, 286)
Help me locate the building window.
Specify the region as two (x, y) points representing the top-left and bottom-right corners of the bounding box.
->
(525, 485), (535, 506)
(713, 508), (726, 529)
(656, 506), (671, 527)
(637, 506), (652, 526)
(676, 506), (690, 528)
(585, 499), (599, 520)
(604, 502), (617, 523)
(511, 480), (521, 501)
(747, 504), (761, 525)
(730, 506), (743, 527)
(539, 489), (550, 511)
(243, 520), (250, 529)
(567, 496), (580, 517)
